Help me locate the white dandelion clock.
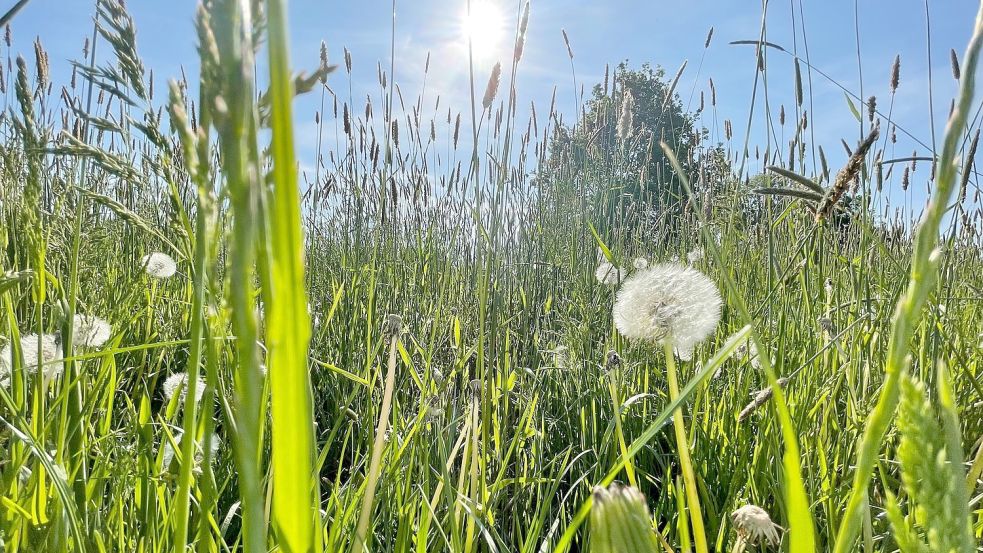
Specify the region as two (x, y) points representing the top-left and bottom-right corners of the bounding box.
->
(686, 248), (704, 265)
(595, 261), (625, 286)
(1, 334), (64, 384)
(162, 372), (206, 405)
(735, 339), (763, 370)
(674, 342), (696, 361)
(72, 314), (112, 348)
(732, 504), (782, 546)
(161, 430), (222, 472)
(0, 340), (7, 382)
(140, 252), (177, 279)
(613, 263), (722, 356)
(633, 257), (649, 270)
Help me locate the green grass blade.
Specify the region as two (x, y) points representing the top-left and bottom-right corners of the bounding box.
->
(833, 5), (983, 551)
(263, 0), (323, 551)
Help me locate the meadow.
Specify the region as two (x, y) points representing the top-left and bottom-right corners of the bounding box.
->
(0, 0), (981, 551)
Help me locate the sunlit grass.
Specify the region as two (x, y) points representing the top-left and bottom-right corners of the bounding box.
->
(0, 0), (981, 551)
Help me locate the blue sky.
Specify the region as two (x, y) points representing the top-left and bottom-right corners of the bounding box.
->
(11, 0), (983, 217)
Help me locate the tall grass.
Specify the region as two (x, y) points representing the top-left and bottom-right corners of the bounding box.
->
(0, 0), (981, 551)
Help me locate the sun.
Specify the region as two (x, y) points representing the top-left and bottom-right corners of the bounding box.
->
(460, 1), (507, 62)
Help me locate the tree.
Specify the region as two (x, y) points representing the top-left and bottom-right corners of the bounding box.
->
(539, 62), (723, 242)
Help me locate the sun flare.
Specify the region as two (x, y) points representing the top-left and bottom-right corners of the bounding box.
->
(460, 1), (507, 61)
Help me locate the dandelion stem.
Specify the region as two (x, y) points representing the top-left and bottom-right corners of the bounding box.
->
(663, 340), (708, 553)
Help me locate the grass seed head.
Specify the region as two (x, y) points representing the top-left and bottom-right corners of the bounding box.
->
(890, 54), (901, 92)
(482, 62), (502, 110)
(617, 89), (634, 141)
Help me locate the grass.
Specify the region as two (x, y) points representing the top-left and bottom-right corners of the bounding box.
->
(0, 0), (982, 551)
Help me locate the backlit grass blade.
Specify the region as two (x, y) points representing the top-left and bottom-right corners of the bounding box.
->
(661, 140), (817, 553)
(263, 0), (323, 551)
(554, 325), (752, 552)
(833, 5), (983, 551)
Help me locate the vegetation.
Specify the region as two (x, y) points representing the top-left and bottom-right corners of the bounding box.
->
(0, 0), (981, 551)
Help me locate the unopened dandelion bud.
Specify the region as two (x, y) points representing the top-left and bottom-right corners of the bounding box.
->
(590, 483), (661, 552)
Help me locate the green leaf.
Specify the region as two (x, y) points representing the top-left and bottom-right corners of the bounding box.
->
(844, 92), (861, 122)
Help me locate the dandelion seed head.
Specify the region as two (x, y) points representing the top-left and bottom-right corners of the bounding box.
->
(595, 261), (626, 286)
(72, 314), (112, 348)
(735, 339), (763, 370)
(1, 334), (63, 384)
(686, 248), (704, 265)
(141, 252), (177, 279)
(161, 430), (221, 471)
(674, 342), (696, 361)
(732, 504), (782, 546)
(613, 264), (722, 356)
(633, 257), (649, 270)
(551, 345), (571, 369)
(162, 372), (205, 405)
